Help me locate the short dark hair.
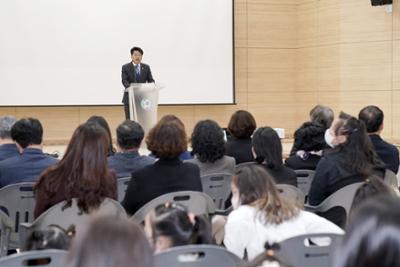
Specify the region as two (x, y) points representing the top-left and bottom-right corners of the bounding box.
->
(116, 120), (144, 150)
(146, 115), (187, 159)
(130, 46), (144, 55)
(358, 105), (384, 133)
(191, 120), (225, 163)
(292, 122), (326, 152)
(252, 127), (283, 169)
(228, 110), (257, 139)
(309, 105), (334, 129)
(11, 118), (43, 148)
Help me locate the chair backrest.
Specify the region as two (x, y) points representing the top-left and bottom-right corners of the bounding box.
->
(132, 191), (216, 223)
(276, 184), (305, 206)
(275, 233), (343, 267)
(294, 170), (315, 197)
(384, 169), (399, 193)
(200, 173), (232, 209)
(20, 197), (127, 250)
(0, 182), (36, 248)
(0, 249), (67, 267)
(117, 177), (131, 202)
(154, 245), (244, 267)
(305, 182), (364, 225)
(0, 210), (13, 257)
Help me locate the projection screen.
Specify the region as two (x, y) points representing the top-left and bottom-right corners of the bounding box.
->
(0, 0), (234, 106)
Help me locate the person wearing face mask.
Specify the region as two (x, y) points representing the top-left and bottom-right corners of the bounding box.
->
(224, 164), (343, 260)
(308, 112), (385, 208)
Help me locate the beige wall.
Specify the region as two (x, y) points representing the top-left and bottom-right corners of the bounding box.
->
(0, 0), (399, 144)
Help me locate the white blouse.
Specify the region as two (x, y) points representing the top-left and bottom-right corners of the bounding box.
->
(224, 205), (344, 260)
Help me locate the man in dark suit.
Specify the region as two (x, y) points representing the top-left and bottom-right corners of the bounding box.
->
(0, 118), (58, 188)
(0, 116), (19, 161)
(107, 120), (154, 178)
(121, 46), (155, 119)
(359, 105), (399, 174)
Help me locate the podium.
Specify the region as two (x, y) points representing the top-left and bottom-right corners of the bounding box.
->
(124, 83), (163, 133)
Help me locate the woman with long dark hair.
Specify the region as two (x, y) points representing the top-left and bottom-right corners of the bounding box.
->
(34, 121), (117, 218)
(87, 115), (116, 156)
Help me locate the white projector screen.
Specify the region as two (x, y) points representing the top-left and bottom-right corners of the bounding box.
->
(0, 0), (234, 106)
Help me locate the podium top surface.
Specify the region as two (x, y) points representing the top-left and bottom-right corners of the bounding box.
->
(124, 83), (164, 92)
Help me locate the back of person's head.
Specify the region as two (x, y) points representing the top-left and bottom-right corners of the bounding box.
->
(309, 105), (334, 129)
(358, 105), (384, 134)
(292, 122), (326, 152)
(191, 120), (225, 163)
(252, 127), (283, 169)
(145, 202), (212, 253)
(146, 115), (187, 159)
(87, 115), (115, 155)
(327, 112), (383, 177)
(245, 243), (288, 267)
(333, 196), (400, 267)
(228, 110), (257, 139)
(65, 216), (153, 267)
(0, 116), (17, 140)
(116, 120), (144, 150)
(11, 118), (43, 148)
(233, 164), (299, 224)
(36, 121), (116, 214)
(26, 225), (71, 251)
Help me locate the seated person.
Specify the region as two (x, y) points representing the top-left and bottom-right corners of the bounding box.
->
(0, 118), (58, 188)
(34, 122), (117, 218)
(0, 116), (19, 161)
(308, 112), (386, 206)
(122, 115), (202, 215)
(225, 110), (257, 164)
(358, 105), (399, 174)
(87, 115), (116, 156)
(285, 122), (326, 170)
(224, 164), (343, 260)
(252, 127), (297, 186)
(108, 120), (154, 178)
(187, 120), (235, 176)
(144, 202), (213, 253)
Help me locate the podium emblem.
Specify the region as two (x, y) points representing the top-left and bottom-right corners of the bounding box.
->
(140, 98), (152, 110)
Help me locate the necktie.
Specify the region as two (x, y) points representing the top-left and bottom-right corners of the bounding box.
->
(135, 64), (140, 77)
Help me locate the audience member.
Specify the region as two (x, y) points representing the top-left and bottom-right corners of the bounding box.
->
(225, 110), (257, 164)
(333, 196), (400, 267)
(0, 116), (19, 161)
(285, 122), (326, 170)
(308, 112), (385, 206)
(144, 202), (213, 253)
(358, 105), (399, 174)
(122, 115), (202, 215)
(87, 115), (116, 156)
(252, 127), (297, 186)
(108, 120), (154, 178)
(64, 216), (153, 267)
(34, 121), (117, 218)
(187, 120), (235, 176)
(26, 225), (72, 251)
(224, 164), (343, 260)
(0, 118), (58, 188)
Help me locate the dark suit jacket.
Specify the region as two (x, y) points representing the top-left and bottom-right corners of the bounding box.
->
(121, 62), (155, 103)
(121, 158), (202, 215)
(0, 148), (59, 188)
(369, 134), (399, 174)
(107, 151), (155, 178)
(0, 144), (19, 162)
(284, 154), (322, 171)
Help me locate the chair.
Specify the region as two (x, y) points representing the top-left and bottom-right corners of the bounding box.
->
(276, 184), (305, 206)
(0, 210), (13, 257)
(0, 249), (67, 267)
(154, 245), (244, 267)
(305, 182), (364, 226)
(384, 169), (399, 193)
(294, 170), (315, 197)
(19, 197), (127, 250)
(0, 182), (36, 249)
(200, 173), (232, 210)
(274, 233), (343, 267)
(117, 177), (131, 202)
(131, 191), (216, 223)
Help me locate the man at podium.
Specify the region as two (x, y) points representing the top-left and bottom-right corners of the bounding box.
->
(121, 46), (155, 119)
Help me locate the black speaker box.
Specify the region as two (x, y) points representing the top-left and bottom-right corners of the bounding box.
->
(371, 0), (392, 6)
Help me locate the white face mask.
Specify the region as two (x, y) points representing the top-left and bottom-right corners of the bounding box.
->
(324, 129), (335, 148)
(231, 195), (240, 210)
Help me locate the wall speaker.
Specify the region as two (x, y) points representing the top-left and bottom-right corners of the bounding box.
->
(371, 0), (392, 6)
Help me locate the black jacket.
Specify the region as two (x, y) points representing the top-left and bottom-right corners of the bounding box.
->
(121, 62), (154, 103)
